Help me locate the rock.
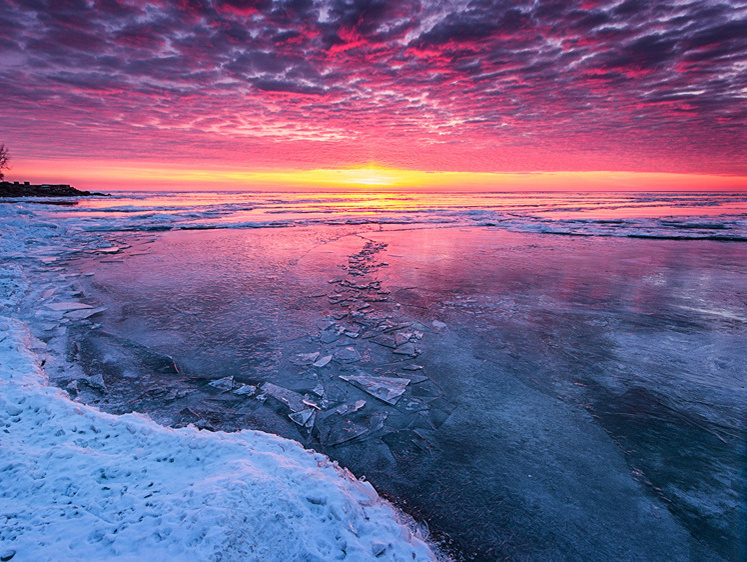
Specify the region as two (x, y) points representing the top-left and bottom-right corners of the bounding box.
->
(0, 181), (108, 197)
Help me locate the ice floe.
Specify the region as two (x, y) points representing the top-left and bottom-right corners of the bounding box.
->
(44, 301), (94, 311)
(339, 373), (410, 405)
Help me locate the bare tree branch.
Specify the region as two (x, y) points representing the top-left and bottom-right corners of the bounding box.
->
(0, 144), (11, 181)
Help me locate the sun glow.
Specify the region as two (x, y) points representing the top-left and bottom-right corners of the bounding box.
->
(8, 159), (747, 192)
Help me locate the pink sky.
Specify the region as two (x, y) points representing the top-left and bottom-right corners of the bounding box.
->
(1, 0), (745, 190)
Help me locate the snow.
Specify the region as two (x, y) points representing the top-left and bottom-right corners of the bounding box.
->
(0, 202), (438, 561)
(0, 317), (435, 561)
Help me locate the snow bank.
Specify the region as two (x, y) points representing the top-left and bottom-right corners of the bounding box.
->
(0, 316), (435, 561)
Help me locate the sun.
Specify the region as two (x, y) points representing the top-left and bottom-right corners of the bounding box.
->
(334, 166), (401, 186)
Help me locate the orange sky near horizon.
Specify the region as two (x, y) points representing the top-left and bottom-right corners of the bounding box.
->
(6, 159), (747, 192)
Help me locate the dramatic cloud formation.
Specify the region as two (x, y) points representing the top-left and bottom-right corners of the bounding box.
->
(1, 0), (745, 182)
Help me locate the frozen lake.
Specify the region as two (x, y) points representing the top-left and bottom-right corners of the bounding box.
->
(10, 191), (746, 559)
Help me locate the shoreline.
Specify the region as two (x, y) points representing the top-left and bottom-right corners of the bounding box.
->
(0, 202), (440, 561)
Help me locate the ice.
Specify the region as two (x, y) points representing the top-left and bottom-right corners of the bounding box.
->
(393, 342), (418, 357)
(400, 373), (431, 384)
(334, 346), (361, 363)
(312, 354), (333, 367)
(323, 419), (370, 445)
(83, 373), (107, 392)
(232, 384), (256, 396)
(0, 318), (435, 561)
(371, 334), (397, 348)
(395, 331), (413, 346)
(289, 408), (316, 428)
(5, 192), (745, 559)
(327, 399), (367, 416)
(292, 351), (319, 365)
(44, 301), (94, 311)
(402, 364), (424, 371)
(65, 306), (106, 320)
(261, 382), (307, 412)
(340, 373), (410, 405)
(208, 375), (234, 391)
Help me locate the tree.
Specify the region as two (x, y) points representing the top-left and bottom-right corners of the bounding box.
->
(0, 144), (10, 181)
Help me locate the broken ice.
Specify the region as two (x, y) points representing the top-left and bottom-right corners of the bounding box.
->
(339, 373), (410, 405)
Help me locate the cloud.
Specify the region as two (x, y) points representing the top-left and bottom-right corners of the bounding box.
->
(0, 0), (744, 174)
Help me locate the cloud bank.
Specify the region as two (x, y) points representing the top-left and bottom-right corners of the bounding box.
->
(1, 0), (745, 174)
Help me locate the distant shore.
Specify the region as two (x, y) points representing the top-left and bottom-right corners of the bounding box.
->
(0, 180), (108, 197)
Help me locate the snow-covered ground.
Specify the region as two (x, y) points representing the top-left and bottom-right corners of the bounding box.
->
(0, 201), (438, 561)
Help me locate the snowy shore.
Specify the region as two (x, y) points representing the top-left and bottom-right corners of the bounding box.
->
(0, 202), (437, 561)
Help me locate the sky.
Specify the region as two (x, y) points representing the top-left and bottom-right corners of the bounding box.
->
(1, 0), (745, 190)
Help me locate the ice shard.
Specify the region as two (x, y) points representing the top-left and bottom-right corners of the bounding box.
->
(261, 382), (307, 412)
(339, 373), (410, 405)
(291, 351), (320, 365)
(334, 347), (361, 363)
(232, 384), (256, 396)
(324, 419), (370, 446)
(208, 376), (234, 391)
(312, 354), (333, 368)
(45, 302), (94, 311)
(289, 408), (316, 428)
(392, 343), (418, 357)
(66, 307), (107, 320)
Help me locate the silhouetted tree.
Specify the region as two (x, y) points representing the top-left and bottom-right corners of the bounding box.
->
(0, 144), (10, 181)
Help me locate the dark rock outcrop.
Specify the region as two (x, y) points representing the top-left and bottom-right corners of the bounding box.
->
(0, 181), (108, 197)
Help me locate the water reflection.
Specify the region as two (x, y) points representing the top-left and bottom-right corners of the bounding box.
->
(68, 225), (745, 560)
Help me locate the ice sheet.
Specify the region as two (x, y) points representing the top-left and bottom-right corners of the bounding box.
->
(17, 190), (747, 240)
(0, 203), (439, 562)
(2, 193), (745, 560)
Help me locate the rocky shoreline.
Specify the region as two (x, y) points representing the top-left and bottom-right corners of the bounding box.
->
(0, 181), (108, 197)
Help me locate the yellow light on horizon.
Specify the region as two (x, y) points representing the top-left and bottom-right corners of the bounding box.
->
(8, 159), (747, 192)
